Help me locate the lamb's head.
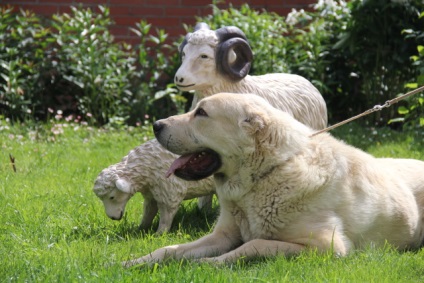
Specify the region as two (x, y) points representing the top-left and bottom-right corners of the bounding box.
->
(174, 22), (253, 91)
(93, 166), (135, 221)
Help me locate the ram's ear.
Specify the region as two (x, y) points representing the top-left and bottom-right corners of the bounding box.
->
(115, 178), (132, 193)
(239, 114), (267, 136)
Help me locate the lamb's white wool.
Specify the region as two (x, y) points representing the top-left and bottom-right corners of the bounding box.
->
(93, 139), (215, 234)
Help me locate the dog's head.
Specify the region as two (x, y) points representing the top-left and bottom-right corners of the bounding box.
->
(153, 92), (311, 181)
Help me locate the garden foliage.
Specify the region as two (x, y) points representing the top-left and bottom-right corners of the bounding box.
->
(202, 0), (424, 127)
(0, 1), (423, 127)
(0, 5), (180, 126)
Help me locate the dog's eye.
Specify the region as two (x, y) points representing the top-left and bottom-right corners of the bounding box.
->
(195, 108), (208, 117)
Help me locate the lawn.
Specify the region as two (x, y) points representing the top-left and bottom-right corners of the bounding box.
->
(1, 118), (424, 282)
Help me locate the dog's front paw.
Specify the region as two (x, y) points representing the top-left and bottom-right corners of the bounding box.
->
(122, 257), (153, 268)
(122, 259), (139, 268)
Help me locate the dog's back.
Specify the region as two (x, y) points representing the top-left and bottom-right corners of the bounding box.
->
(307, 133), (424, 251)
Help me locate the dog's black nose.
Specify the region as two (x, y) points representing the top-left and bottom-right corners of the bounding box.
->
(153, 121), (164, 135)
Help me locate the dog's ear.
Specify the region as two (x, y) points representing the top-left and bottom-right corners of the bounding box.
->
(240, 111), (285, 148)
(115, 178), (132, 194)
(240, 114), (267, 136)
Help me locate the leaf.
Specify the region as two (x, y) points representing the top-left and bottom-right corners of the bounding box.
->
(129, 27), (141, 37)
(405, 83), (418, 89)
(402, 28), (414, 34)
(397, 106), (409, 115)
(388, 117), (404, 124)
(417, 75), (424, 86)
(418, 45), (424, 56)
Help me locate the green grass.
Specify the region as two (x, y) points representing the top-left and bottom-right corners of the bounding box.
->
(1, 119), (424, 282)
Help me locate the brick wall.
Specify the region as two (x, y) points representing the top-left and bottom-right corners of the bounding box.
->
(3, 0), (316, 45)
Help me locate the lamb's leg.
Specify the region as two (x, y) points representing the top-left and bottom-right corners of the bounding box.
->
(139, 196), (158, 231)
(156, 203), (180, 234)
(197, 195), (213, 213)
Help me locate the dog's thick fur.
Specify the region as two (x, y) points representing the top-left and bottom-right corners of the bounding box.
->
(123, 93), (424, 266)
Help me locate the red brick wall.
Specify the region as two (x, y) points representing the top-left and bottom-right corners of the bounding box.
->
(3, 0), (315, 45)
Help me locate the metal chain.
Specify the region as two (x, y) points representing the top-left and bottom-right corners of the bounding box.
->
(311, 85), (424, 137)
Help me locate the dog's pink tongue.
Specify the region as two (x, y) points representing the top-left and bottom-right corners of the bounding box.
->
(166, 153), (193, 178)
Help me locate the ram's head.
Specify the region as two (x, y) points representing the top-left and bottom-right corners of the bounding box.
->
(174, 23), (253, 91)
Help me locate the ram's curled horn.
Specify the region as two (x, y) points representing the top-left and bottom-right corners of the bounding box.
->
(178, 22), (211, 54)
(215, 26), (253, 81)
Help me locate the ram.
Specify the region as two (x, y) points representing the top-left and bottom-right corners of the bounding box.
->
(175, 23), (328, 130)
(93, 139), (215, 234)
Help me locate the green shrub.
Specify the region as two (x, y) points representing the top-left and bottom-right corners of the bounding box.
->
(197, 1), (424, 127)
(395, 14), (424, 129)
(50, 6), (137, 126)
(0, 6), (52, 122)
(327, 0), (423, 125)
(2, 2), (423, 128)
(0, 5), (181, 126)
(127, 20), (183, 125)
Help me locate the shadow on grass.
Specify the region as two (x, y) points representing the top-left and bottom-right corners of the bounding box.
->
(67, 197), (219, 242)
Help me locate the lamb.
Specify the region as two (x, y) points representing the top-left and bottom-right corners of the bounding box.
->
(174, 22), (328, 130)
(93, 139), (215, 234)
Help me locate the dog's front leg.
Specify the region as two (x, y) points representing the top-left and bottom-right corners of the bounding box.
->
(201, 239), (305, 264)
(122, 229), (240, 267)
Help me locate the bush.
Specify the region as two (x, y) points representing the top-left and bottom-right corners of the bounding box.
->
(286, 0), (423, 125)
(50, 6), (137, 125)
(2, 2), (423, 128)
(0, 5), (180, 126)
(396, 12), (424, 129)
(0, 6), (52, 122)
(326, 0), (423, 125)
(197, 1), (424, 127)
(127, 20), (183, 125)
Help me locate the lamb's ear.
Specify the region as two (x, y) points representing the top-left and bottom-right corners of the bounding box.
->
(240, 114), (267, 136)
(115, 178), (132, 193)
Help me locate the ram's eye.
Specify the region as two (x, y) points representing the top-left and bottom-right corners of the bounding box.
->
(200, 54), (208, 59)
(109, 196), (115, 200)
(194, 108), (208, 117)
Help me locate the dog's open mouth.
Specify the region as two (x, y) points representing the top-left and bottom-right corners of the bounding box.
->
(166, 150), (221, 181)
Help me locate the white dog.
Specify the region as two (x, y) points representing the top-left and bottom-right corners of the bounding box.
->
(123, 92), (424, 266)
